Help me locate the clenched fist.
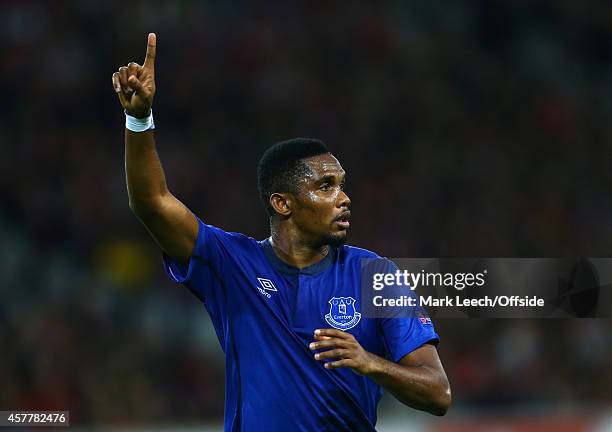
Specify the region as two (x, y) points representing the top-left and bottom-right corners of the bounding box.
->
(112, 33), (157, 118)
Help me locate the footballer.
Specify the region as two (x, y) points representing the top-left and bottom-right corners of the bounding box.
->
(112, 33), (451, 431)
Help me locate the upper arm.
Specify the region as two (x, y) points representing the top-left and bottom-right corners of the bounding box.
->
(398, 344), (451, 414)
(130, 192), (199, 263)
(399, 344), (450, 397)
(398, 344), (445, 373)
(399, 344), (450, 396)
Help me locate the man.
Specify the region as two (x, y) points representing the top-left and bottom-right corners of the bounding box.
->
(112, 33), (450, 431)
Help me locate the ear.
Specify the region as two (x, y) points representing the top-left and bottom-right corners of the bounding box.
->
(270, 193), (293, 217)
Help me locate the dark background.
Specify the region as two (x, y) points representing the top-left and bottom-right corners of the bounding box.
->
(1, 0), (611, 429)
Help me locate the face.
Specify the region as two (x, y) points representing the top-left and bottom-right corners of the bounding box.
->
(289, 153), (351, 248)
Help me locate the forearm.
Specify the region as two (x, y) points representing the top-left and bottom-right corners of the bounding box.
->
(366, 353), (451, 416)
(125, 129), (169, 211)
(312, 329), (451, 415)
(113, 34), (198, 261)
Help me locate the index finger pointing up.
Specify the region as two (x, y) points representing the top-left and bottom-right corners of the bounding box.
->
(143, 33), (156, 70)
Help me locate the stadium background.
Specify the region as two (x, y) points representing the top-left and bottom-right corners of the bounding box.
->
(1, 1), (612, 430)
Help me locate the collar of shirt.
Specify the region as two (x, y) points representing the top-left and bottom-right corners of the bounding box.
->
(260, 238), (337, 276)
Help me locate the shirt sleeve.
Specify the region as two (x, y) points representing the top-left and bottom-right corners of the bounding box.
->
(162, 216), (242, 301)
(379, 312), (439, 363)
(374, 259), (440, 363)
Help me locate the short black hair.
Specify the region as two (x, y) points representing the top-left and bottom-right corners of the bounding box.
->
(257, 138), (329, 217)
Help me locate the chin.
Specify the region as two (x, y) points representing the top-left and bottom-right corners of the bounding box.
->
(326, 232), (348, 248)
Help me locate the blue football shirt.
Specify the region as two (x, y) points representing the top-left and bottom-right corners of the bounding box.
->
(164, 217), (439, 431)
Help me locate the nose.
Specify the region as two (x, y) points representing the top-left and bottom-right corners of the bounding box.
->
(337, 190), (351, 208)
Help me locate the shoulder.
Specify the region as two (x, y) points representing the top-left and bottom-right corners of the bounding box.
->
(339, 244), (381, 259)
(197, 219), (263, 252)
(337, 244), (398, 270)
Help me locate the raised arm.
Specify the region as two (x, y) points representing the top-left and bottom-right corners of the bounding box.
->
(112, 33), (198, 263)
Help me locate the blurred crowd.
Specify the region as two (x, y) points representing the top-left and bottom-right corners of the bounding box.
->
(2, 0), (612, 426)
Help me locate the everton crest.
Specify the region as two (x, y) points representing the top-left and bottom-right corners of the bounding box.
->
(325, 297), (361, 330)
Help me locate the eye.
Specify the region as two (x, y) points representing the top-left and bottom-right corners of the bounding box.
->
(320, 183), (331, 191)
(340, 183), (345, 191)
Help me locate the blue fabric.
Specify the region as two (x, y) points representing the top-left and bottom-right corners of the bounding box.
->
(164, 217), (439, 431)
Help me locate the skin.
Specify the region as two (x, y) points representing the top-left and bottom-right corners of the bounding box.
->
(112, 33), (198, 262)
(269, 153), (351, 268)
(112, 33), (451, 417)
(310, 330), (451, 416)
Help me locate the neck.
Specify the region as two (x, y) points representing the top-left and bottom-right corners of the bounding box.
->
(269, 223), (329, 269)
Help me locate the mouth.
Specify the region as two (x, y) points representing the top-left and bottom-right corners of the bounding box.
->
(334, 211), (351, 229)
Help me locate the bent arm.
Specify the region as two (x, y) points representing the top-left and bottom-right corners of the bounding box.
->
(311, 328), (451, 416)
(366, 344), (451, 416)
(125, 128), (198, 263)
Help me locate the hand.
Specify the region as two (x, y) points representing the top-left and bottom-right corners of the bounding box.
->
(112, 33), (157, 118)
(309, 328), (378, 376)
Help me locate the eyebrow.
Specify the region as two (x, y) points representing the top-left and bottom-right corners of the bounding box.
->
(317, 172), (346, 183)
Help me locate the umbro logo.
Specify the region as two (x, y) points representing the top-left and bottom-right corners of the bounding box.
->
(256, 277), (277, 298)
(258, 278), (277, 291)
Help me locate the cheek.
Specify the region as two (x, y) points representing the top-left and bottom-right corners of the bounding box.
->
(299, 193), (335, 222)
(303, 191), (337, 212)
(304, 189), (341, 205)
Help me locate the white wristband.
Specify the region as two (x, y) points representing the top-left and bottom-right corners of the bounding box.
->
(125, 110), (155, 132)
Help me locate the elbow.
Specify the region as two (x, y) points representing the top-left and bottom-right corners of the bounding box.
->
(429, 379), (452, 416)
(128, 199), (149, 219)
(128, 195), (163, 219)
(429, 395), (451, 416)
(398, 372), (452, 416)
(128, 198), (139, 213)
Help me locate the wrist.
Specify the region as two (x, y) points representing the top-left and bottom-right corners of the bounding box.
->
(126, 108), (151, 118)
(362, 352), (384, 377)
(125, 109), (155, 132)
